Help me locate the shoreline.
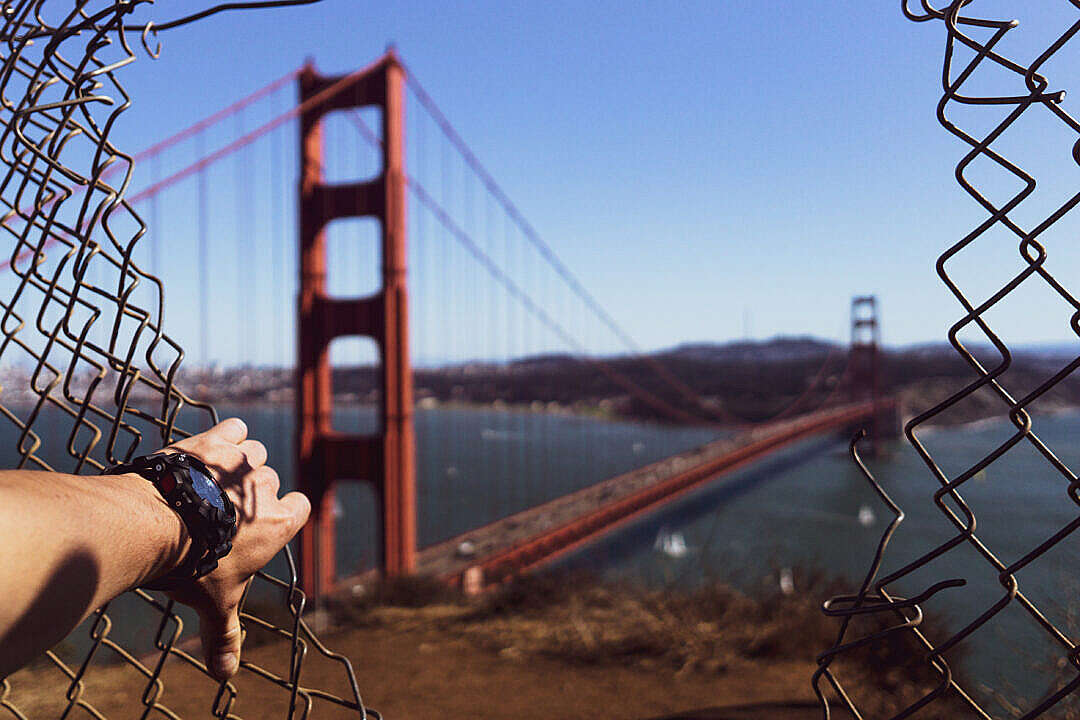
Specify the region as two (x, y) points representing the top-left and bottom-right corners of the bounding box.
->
(200, 396), (724, 431)
(4, 392), (1075, 435)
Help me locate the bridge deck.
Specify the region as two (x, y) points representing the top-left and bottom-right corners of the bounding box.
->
(414, 400), (888, 587)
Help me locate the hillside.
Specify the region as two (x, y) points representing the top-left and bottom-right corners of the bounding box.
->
(399, 338), (1080, 425)
(129, 336), (1080, 427)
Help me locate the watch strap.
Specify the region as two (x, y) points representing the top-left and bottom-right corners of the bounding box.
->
(106, 451), (234, 591)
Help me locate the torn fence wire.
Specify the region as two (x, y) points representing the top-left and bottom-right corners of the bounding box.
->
(817, 2), (1080, 717)
(0, 2), (376, 718)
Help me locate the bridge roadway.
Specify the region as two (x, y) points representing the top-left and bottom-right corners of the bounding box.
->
(413, 399), (894, 589)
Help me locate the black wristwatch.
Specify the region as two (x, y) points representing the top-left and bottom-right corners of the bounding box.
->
(105, 451), (238, 591)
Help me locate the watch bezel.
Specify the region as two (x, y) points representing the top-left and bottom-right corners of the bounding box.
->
(106, 450), (238, 589)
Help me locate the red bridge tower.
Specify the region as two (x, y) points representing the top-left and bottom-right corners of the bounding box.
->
(849, 295), (894, 450)
(296, 51), (416, 600)
(850, 295), (880, 406)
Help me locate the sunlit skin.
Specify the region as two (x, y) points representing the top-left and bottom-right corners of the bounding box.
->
(0, 417), (310, 681)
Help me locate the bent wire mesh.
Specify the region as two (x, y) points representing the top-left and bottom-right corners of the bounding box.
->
(817, 3), (1080, 718)
(0, 2), (377, 718)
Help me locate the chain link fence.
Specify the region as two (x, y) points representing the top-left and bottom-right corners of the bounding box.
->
(18, 1), (1080, 718)
(0, 2), (376, 717)
(817, 2), (1080, 717)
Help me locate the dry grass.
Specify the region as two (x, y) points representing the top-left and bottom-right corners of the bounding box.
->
(452, 570), (843, 674)
(328, 568), (971, 716)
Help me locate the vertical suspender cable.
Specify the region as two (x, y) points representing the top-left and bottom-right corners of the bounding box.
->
(197, 135), (209, 369)
(414, 102), (430, 543)
(487, 191), (501, 517)
(441, 129), (452, 534)
(270, 97), (284, 445)
(541, 237), (551, 501)
(244, 112), (256, 371)
(150, 154), (161, 279)
(441, 131), (453, 528)
(508, 212), (522, 514)
(236, 110), (246, 368)
(484, 183), (497, 518)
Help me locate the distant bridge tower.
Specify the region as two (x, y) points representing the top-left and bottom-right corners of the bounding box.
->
(850, 295), (880, 404)
(297, 51), (416, 600)
(850, 295), (888, 449)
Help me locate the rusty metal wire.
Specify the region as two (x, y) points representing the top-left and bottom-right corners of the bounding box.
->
(0, 2), (377, 717)
(816, 2), (1080, 717)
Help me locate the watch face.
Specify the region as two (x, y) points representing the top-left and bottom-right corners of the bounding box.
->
(189, 466), (226, 510)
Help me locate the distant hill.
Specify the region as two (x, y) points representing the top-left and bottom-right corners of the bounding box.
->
(168, 336), (1080, 427)
(663, 336), (838, 363)
(894, 340), (1080, 361)
(404, 336), (856, 425)
(407, 336), (1080, 426)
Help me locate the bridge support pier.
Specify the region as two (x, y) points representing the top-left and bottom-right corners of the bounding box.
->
(296, 51), (416, 601)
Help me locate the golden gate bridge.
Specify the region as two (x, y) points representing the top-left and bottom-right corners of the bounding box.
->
(9, 50), (897, 601)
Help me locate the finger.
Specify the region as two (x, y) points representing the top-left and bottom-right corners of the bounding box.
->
(279, 491), (311, 535)
(206, 417), (248, 446)
(199, 604), (243, 682)
(237, 439), (267, 469)
(200, 445), (249, 479)
(164, 434), (200, 454)
(254, 465), (280, 494)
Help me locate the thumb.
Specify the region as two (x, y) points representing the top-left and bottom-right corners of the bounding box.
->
(199, 604), (243, 681)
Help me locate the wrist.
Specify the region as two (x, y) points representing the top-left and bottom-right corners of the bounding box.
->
(115, 472), (193, 587)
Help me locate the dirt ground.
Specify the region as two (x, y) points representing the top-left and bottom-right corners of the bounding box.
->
(5, 621), (834, 720)
(6, 574), (888, 720)
(324, 620), (838, 719)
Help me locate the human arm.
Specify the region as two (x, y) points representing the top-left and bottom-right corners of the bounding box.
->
(0, 417), (310, 681)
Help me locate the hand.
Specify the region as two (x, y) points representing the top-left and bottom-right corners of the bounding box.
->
(158, 418), (310, 681)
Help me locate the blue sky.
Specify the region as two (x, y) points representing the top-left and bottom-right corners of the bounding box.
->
(81, 0), (1080, 364)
